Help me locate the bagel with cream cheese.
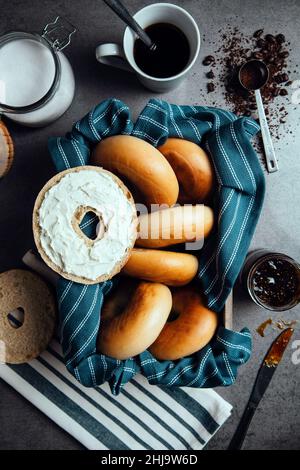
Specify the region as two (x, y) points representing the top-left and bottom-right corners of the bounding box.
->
(149, 286), (218, 360)
(98, 280), (172, 360)
(33, 166), (137, 284)
(91, 135), (179, 206)
(158, 138), (214, 203)
(122, 248), (199, 286)
(136, 205), (214, 249)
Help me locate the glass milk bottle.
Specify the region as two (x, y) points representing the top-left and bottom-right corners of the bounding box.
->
(0, 17), (76, 127)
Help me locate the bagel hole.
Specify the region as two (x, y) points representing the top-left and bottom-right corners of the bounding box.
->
(7, 307), (24, 329)
(73, 206), (106, 244)
(80, 211), (101, 240)
(167, 309), (180, 322)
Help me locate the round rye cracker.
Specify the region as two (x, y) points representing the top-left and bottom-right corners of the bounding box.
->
(0, 121), (14, 178)
(0, 269), (56, 364)
(32, 166), (138, 285)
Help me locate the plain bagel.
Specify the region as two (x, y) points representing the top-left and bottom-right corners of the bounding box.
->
(158, 138), (214, 203)
(149, 286), (218, 360)
(122, 248), (199, 286)
(98, 280), (172, 360)
(136, 205), (214, 248)
(91, 135), (179, 206)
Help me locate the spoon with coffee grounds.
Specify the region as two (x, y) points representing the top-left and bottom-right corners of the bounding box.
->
(103, 0), (156, 51)
(239, 59), (279, 173)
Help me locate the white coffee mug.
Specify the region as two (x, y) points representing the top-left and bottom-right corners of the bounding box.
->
(96, 3), (200, 93)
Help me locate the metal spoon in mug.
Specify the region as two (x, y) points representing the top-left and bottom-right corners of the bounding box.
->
(239, 59), (279, 173)
(103, 0), (157, 51)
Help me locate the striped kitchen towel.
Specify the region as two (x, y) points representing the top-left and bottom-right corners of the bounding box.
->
(48, 98), (265, 394)
(0, 338), (232, 450)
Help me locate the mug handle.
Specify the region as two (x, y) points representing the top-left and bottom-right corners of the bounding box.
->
(95, 43), (133, 73)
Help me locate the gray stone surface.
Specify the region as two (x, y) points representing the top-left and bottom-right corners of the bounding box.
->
(0, 0), (299, 450)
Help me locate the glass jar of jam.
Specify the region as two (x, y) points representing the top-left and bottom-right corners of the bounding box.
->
(241, 249), (300, 311)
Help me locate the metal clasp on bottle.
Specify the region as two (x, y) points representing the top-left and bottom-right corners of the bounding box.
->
(42, 16), (76, 51)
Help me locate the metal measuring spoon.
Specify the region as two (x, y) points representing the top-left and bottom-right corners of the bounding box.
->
(103, 0), (156, 51)
(239, 59), (278, 173)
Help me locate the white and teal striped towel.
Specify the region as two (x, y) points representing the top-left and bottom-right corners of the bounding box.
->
(0, 339), (232, 450)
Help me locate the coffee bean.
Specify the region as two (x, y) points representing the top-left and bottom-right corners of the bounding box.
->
(265, 34), (276, 43)
(279, 50), (289, 58)
(273, 88), (280, 97)
(257, 39), (266, 49)
(253, 51), (264, 60)
(203, 55), (215, 66)
(286, 80), (292, 86)
(279, 88), (288, 96)
(207, 82), (215, 92)
(276, 33), (286, 44)
(281, 73), (289, 82)
(274, 74), (285, 84)
(254, 29), (264, 38)
(206, 70), (215, 79)
(274, 58), (284, 67)
(266, 43), (276, 53)
(272, 55), (280, 63)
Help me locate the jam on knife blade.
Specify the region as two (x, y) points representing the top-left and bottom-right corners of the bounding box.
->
(264, 327), (294, 367)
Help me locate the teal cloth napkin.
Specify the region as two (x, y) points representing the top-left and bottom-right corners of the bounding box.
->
(48, 98), (265, 395)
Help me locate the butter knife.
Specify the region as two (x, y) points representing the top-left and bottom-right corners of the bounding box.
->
(228, 328), (294, 450)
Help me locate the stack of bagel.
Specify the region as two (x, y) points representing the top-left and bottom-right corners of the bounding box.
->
(91, 135), (218, 361)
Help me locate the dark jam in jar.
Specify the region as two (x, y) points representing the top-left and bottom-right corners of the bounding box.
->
(251, 257), (300, 309)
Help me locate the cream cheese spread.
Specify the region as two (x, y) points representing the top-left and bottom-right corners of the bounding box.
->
(38, 169), (136, 280)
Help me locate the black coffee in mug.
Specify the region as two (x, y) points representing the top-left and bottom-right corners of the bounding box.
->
(134, 23), (190, 79)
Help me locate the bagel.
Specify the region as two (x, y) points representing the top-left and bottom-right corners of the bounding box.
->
(0, 121), (14, 178)
(136, 205), (214, 249)
(0, 269), (56, 363)
(149, 286), (218, 360)
(158, 138), (214, 203)
(98, 280), (172, 360)
(91, 135), (179, 206)
(122, 248), (199, 286)
(33, 166), (137, 284)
